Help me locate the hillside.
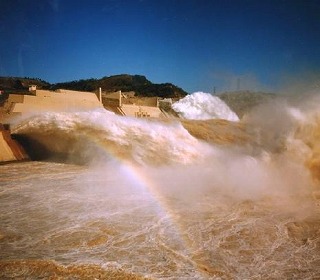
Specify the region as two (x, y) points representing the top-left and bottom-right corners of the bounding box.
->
(50, 74), (188, 98)
(0, 75), (187, 99)
(0, 77), (50, 92)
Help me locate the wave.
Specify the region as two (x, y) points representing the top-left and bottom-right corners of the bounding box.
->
(172, 92), (239, 121)
(9, 93), (320, 195)
(11, 109), (212, 165)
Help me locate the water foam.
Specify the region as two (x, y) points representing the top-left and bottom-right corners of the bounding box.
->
(172, 92), (239, 121)
(12, 109), (212, 165)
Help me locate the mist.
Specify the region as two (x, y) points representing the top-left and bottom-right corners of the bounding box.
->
(10, 91), (320, 207)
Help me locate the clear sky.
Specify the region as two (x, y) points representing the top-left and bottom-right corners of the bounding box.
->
(1, 0), (320, 93)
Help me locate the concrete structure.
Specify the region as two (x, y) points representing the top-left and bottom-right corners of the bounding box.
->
(29, 85), (37, 92)
(1, 87), (103, 121)
(158, 98), (173, 111)
(0, 86), (176, 123)
(0, 87), (174, 163)
(103, 91), (123, 107)
(0, 124), (28, 162)
(101, 90), (168, 118)
(119, 104), (164, 118)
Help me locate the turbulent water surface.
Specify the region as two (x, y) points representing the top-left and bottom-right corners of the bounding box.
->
(1, 93), (320, 279)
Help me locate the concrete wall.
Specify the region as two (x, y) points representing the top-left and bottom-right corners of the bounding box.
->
(3, 89), (103, 116)
(100, 92), (168, 119)
(102, 91), (122, 108)
(0, 124), (29, 162)
(121, 96), (159, 107)
(138, 97), (158, 107)
(104, 91), (122, 100)
(121, 104), (165, 119)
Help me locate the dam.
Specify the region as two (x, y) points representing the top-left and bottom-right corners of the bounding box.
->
(101, 90), (172, 119)
(0, 86), (103, 121)
(0, 86), (104, 163)
(0, 86), (174, 163)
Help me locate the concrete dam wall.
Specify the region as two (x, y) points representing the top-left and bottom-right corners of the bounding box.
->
(0, 124), (29, 162)
(0, 88), (104, 163)
(1, 89), (103, 121)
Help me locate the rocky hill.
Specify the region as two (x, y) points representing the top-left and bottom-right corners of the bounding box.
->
(0, 75), (187, 99)
(0, 77), (50, 92)
(50, 74), (187, 98)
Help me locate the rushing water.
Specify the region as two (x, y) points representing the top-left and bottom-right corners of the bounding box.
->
(1, 93), (320, 279)
(172, 92), (239, 121)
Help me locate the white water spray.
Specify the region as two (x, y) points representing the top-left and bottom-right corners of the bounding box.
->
(172, 92), (239, 121)
(12, 109), (212, 165)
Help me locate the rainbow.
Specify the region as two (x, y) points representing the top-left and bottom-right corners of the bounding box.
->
(104, 155), (214, 277)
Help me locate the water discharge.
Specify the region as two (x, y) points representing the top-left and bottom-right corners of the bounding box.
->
(172, 92), (239, 121)
(1, 93), (320, 279)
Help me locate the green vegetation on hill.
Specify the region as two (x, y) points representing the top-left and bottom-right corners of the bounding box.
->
(0, 75), (188, 99)
(50, 74), (188, 98)
(0, 77), (50, 92)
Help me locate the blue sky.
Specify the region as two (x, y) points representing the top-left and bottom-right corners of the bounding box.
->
(0, 0), (320, 93)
